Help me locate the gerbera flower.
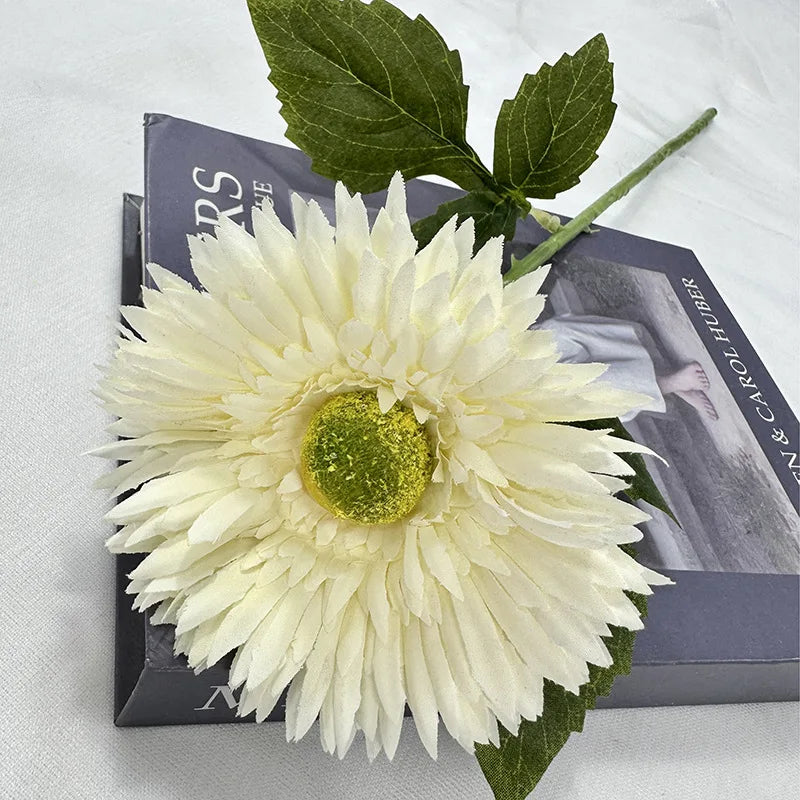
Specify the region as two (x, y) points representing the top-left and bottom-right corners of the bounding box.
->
(97, 174), (668, 760)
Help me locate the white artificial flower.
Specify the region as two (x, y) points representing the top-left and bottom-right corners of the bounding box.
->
(97, 174), (668, 760)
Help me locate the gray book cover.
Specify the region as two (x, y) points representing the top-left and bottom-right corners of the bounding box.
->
(114, 114), (799, 726)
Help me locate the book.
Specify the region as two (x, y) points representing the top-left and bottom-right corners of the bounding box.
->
(114, 114), (799, 726)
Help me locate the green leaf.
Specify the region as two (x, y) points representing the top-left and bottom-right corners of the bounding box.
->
(411, 191), (527, 251)
(493, 33), (616, 199)
(573, 417), (677, 522)
(247, 0), (497, 194)
(475, 590), (647, 800)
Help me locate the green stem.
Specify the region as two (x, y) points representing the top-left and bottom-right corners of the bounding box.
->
(504, 107), (717, 284)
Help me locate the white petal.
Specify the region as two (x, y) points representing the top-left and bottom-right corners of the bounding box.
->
(208, 577), (289, 665)
(186, 488), (258, 544)
(452, 440), (508, 487)
(175, 560), (256, 635)
(366, 562), (391, 641)
(401, 527), (425, 617)
(386, 260), (416, 340)
(332, 600), (368, 757)
(417, 526), (463, 599)
(403, 617), (439, 758)
(286, 609), (346, 741)
(352, 250), (388, 329)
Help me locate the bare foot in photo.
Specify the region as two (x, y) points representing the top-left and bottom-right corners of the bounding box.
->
(657, 361), (710, 394)
(674, 389), (719, 420)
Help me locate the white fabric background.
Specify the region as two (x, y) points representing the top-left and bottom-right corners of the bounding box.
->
(1, 0), (798, 797)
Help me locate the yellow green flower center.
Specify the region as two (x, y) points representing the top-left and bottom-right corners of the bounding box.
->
(300, 391), (433, 525)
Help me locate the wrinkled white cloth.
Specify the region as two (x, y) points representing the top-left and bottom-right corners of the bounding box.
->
(539, 315), (667, 421)
(0, 1), (797, 799)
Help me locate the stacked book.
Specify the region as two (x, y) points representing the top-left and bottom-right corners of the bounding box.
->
(114, 114), (799, 726)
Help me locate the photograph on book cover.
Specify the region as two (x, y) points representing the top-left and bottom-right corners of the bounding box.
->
(535, 258), (798, 575)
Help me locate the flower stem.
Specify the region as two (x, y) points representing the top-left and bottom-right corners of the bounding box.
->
(503, 107), (717, 284)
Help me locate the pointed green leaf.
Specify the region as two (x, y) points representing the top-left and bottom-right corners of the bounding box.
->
(247, 0), (497, 194)
(411, 191), (527, 251)
(493, 33), (616, 199)
(573, 417), (677, 522)
(475, 590), (647, 800)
